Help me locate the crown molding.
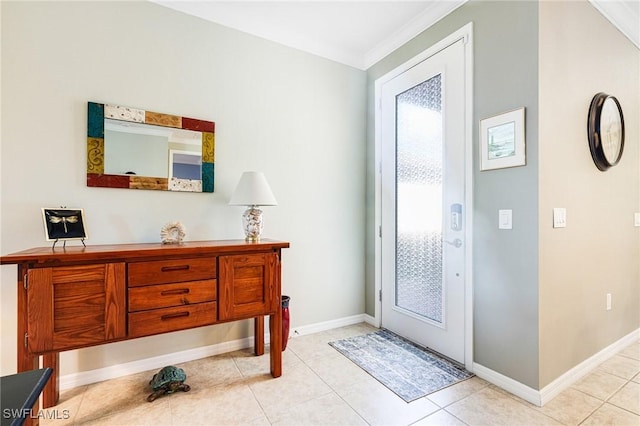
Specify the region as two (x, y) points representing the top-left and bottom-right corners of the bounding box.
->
(589, 0), (640, 49)
(152, 1), (467, 71)
(363, 0), (466, 69)
(153, 1), (636, 71)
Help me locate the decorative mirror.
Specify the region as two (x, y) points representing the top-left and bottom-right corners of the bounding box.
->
(87, 102), (215, 192)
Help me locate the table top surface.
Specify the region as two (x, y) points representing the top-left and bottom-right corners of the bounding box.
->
(0, 239), (290, 265)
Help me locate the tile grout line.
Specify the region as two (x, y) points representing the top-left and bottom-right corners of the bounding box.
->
(263, 344), (348, 424)
(41, 332), (639, 425)
(296, 343), (372, 425)
(573, 362), (640, 425)
(229, 353), (274, 424)
(441, 407), (472, 426)
(602, 372), (640, 417)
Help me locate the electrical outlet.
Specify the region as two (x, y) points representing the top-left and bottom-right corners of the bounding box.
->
(635, 213), (640, 227)
(606, 293), (612, 311)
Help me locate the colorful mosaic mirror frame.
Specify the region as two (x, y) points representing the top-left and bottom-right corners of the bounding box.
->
(87, 102), (215, 192)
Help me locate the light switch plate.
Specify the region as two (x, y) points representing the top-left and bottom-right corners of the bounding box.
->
(635, 213), (640, 227)
(553, 208), (567, 228)
(498, 209), (512, 229)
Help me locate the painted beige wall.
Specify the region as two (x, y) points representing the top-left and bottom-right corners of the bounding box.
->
(539, 1), (640, 387)
(1, 1), (366, 376)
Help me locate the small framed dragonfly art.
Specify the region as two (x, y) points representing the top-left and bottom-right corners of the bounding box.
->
(42, 208), (88, 248)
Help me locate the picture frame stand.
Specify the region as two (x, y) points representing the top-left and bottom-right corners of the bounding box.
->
(51, 238), (87, 250)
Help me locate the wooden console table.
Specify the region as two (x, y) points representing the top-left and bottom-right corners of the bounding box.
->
(0, 239), (289, 412)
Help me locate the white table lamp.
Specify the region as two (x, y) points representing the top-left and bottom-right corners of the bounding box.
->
(229, 171), (277, 241)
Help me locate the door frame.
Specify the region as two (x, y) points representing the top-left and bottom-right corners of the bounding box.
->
(373, 23), (474, 371)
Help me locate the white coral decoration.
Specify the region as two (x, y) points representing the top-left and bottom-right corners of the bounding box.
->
(160, 222), (186, 244)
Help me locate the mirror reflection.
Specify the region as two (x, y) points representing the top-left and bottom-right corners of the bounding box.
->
(169, 150), (202, 180)
(104, 119), (202, 178)
(87, 102), (215, 193)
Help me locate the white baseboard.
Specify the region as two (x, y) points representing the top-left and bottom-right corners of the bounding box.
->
(61, 315), (638, 403)
(539, 327), (640, 405)
(474, 327), (640, 407)
(363, 314), (377, 327)
(290, 314), (369, 337)
(60, 336), (255, 391)
(60, 314), (371, 390)
(472, 362), (542, 406)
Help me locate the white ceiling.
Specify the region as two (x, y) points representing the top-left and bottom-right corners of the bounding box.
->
(152, 1), (639, 70)
(151, 0), (466, 69)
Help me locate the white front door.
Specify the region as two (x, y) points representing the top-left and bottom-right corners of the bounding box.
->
(379, 37), (468, 364)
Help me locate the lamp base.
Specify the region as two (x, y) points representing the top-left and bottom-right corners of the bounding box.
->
(242, 206), (264, 241)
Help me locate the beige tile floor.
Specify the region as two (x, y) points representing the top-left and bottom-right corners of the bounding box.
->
(42, 323), (640, 425)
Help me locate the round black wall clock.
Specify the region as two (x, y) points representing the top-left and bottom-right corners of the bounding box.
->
(587, 92), (625, 171)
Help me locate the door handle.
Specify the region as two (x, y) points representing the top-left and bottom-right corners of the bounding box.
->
(444, 238), (463, 248)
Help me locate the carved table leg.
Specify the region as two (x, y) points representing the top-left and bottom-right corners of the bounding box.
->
(254, 316), (264, 356)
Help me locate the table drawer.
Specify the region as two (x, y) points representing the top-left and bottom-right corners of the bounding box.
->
(128, 279), (217, 312)
(128, 257), (216, 287)
(128, 302), (217, 338)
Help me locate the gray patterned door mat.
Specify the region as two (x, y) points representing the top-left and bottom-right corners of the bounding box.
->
(329, 329), (474, 402)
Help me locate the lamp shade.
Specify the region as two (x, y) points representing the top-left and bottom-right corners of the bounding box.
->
(229, 171), (277, 206)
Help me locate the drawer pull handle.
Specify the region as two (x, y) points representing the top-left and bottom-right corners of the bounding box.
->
(160, 288), (190, 296)
(161, 265), (190, 272)
(161, 312), (190, 321)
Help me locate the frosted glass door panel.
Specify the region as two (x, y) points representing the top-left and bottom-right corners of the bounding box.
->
(395, 74), (443, 323)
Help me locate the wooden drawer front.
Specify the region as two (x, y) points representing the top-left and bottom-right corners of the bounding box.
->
(128, 279), (216, 312)
(128, 302), (216, 338)
(128, 257), (216, 287)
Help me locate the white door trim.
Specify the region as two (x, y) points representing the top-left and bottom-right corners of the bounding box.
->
(373, 22), (474, 371)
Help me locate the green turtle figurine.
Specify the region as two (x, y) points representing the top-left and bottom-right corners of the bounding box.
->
(147, 366), (191, 402)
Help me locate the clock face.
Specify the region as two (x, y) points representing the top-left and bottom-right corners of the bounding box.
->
(587, 93), (625, 171)
(600, 97), (623, 164)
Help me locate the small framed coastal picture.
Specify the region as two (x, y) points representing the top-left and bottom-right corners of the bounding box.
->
(480, 107), (526, 171)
